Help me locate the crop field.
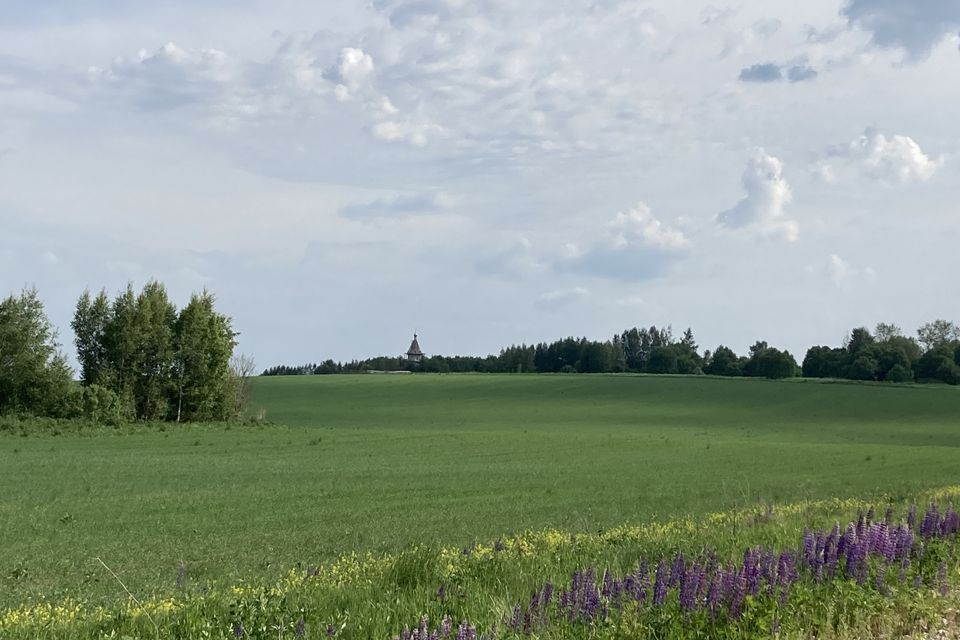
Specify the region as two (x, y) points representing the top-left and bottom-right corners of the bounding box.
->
(3, 374), (960, 638)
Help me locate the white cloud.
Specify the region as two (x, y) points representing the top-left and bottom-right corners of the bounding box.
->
(610, 203), (688, 251)
(559, 202), (688, 281)
(90, 42), (241, 108)
(41, 250), (58, 265)
(328, 47), (374, 97)
(535, 286), (590, 310)
(828, 254), (877, 291)
(853, 128), (942, 183)
(827, 128), (943, 184)
(717, 150), (797, 242)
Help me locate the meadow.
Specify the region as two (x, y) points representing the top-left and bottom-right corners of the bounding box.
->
(2, 374), (960, 638)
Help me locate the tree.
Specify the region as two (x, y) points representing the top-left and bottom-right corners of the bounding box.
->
(704, 345), (741, 376)
(131, 281), (177, 420)
(847, 354), (879, 381)
(917, 345), (960, 385)
(0, 288), (73, 416)
(680, 328), (698, 352)
(72, 289), (110, 386)
(802, 346), (846, 378)
(872, 343), (911, 381)
(845, 327), (875, 357)
(917, 320), (960, 352)
(874, 322), (903, 342)
(886, 364), (913, 383)
(744, 342), (798, 379)
(579, 341), (611, 373)
(647, 346), (678, 374)
(172, 291), (237, 422)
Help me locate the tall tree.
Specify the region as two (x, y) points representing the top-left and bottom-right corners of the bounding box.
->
(917, 320), (960, 352)
(173, 291), (237, 421)
(874, 322), (903, 342)
(0, 288), (73, 415)
(704, 345), (741, 377)
(71, 289), (111, 386)
(131, 281), (177, 420)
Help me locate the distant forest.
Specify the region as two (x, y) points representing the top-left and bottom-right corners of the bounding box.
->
(262, 320), (960, 386)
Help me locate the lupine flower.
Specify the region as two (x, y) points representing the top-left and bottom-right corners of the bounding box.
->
(668, 553), (685, 588)
(232, 622), (245, 638)
(653, 560), (668, 606)
(326, 625), (337, 638)
(728, 574), (746, 619)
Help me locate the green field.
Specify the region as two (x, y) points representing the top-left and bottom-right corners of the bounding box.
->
(2, 374), (960, 612)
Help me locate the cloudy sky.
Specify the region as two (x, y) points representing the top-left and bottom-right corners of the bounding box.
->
(2, 0), (958, 366)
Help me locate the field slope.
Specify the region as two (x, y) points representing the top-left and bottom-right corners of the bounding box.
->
(2, 374), (959, 609)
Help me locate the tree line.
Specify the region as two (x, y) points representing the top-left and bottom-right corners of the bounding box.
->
(0, 283), (251, 423)
(263, 320), (960, 385)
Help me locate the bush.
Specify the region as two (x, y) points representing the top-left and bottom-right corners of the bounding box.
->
(67, 384), (129, 425)
(885, 364), (913, 383)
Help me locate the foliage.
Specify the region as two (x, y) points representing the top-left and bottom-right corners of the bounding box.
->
(73, 282), (239, 421)
(801, 321), (960, 385)
(0, 288), (74, 416)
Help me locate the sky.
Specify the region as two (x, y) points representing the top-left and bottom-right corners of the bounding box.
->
(1, 0), (958, 367)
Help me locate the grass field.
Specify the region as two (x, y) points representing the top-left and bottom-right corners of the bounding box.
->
(2, 374), (960, 617)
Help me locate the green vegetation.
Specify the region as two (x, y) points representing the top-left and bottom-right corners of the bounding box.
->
(264, 320), (960, 385)
(2, 374), (960, 618)
(0, 283), (248, 422)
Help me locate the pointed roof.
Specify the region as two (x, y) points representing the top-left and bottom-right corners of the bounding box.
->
(406, 333), (423, 356)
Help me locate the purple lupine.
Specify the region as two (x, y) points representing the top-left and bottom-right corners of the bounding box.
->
(233, 622), (245, 638)
(705, 569), (723, 619)
(908, 504), (917, 529)
(653, 559), (668, 606)
(668, 552), (686, 588)
(326, 625), (337, 638)
(440, 616), (452, 637)
(742, 548), (762, 595)
(921, 504), (940, 538)
(678, 564), (699, 611)
(728, 573), (747, 619)
(938, 562), (949, 597)
(457, 621), (475, 640)
(400, 625), (411, 640)
(601, 568), (613, 597)
(493, 538), (505, 552)
(802, 529), (815, 567)
(294, 618), (305, 638)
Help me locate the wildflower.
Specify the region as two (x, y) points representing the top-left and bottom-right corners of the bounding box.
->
(295, 617), (305, 638)
(653, 560), (667, 606)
